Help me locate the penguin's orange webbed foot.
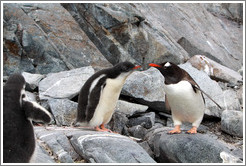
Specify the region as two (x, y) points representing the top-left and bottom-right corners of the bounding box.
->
(168, 125), (181, 134)
(187, 126), (197, 134)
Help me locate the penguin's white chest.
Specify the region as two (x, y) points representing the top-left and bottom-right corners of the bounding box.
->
(89, 77), (125, 127)
(164, 80), (205, 125)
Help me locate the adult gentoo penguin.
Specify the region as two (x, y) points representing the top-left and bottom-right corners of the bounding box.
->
(149, 62), (221, 134)
(76, 61), (141, 132)
(3, 73), (52, 163)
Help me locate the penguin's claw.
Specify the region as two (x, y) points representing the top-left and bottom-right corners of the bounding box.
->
(187, 127), (197, 134)
(168, 125), (181, 134)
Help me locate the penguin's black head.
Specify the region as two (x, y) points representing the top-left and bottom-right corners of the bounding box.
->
(149, 62), (184, 84)
(5, 73), (26, 90)
(110, 61), (141, 78)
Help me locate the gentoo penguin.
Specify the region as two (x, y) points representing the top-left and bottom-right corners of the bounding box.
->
(76, 61), (141, 132)
(3, 73), (52, 163)
(149, 62), (221, 134)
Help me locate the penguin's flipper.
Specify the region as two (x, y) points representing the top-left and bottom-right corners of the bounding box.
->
(192, 85), (222, 109)
(22, 100), (52, 123)
(86, 77), (107, 122)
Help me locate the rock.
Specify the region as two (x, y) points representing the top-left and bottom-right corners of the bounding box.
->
(128, 112), (155, 129)
(221, 110), (243, 138)
(179, 62), (225, 118)
(31, 143), (55, 163)
(39, 66), (94, 100)
(48, 99), (78, 126)
(138, 141), (154, 158)
(204, 3), (243, 22)
(25, 91), (38, 102)
(22, 72), (45, 91)
(35, 126), (80, 163)
(122, 67), (167, 112)
(3, 3), (111, 76)
(134, 3), (243, 71)
(62, 3), (189, 69)
(188, 55), (243, 85)
(107, 111), (129, 135)
(70, 130), (156, 163)
(128, 125), (147, 139)
(147, 127), (235, 163)
(220, 151), (243, 163)
(222, 89), (241, 111)
(115, 100), (148, 117)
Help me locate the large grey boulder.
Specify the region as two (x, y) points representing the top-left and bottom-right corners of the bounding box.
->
(221, 110), (243, 138)
(146, 127), (239, 163)
(69, 131), (156, 163)
(48, 99), (78, 126)
(39, 66), (94, 100)
(188, 55), (243, 85)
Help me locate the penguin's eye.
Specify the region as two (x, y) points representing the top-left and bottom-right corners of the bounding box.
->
(22, 93), (26, 99)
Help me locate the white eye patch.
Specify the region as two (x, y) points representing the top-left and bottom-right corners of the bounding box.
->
(164, 62), (171, 67)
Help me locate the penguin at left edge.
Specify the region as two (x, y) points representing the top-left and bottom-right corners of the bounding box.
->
(149, 62), (221, 134)
(75, 61), (141, 132)
(3, 73), (52, 163)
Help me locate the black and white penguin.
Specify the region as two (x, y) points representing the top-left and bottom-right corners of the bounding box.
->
(149, 62), (221, 134)
(3, 73), (52, 163)
(76, 61), (141, 132)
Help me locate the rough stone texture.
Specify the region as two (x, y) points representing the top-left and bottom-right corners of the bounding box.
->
(122, 67), (165, 102)
(128, 125), (147, 139)
(204, 3), (243, 22)
(22, 72), (45, 91)
(188, 55), (243, 85)
(39, 66), (94, 100)
(221, 110), (243, 138)
(107, 111), (129, 135)
(135, 3), (243, 71)
(3, 3), (111, 76)
(48, 99), (78, 126)
(68, 130), (156, 163)
(115, 100), (148, 117)
(128, 112), (155, 129)
(31, 143), (55, 163)
(62, 3), (189, 69)
(146, 127), (238, 163)
(223, 89), (241, 111)
(35, 126), (81, 163)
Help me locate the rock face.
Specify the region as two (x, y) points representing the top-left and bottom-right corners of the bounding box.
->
(221, 110), (243, 138)
(39, 66), (94, 100)
(3, 3), (111, 76)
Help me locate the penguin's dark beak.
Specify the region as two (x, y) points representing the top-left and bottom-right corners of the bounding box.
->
(133, 65), (141, 69)
(149, 63), (161, 68)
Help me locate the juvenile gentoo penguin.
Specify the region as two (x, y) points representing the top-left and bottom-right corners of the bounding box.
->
(76, 61), (141, 132)
(149, 62), (221, 134)
(3, 73), (52, 163)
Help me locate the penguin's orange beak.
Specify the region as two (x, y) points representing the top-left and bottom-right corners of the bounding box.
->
(149, 63), (162, 68)
(133, 65), (141, 69)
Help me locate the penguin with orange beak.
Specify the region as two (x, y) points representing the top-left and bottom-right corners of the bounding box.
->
(76, 61), (141, 132)
(149, 62), (221, 134)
